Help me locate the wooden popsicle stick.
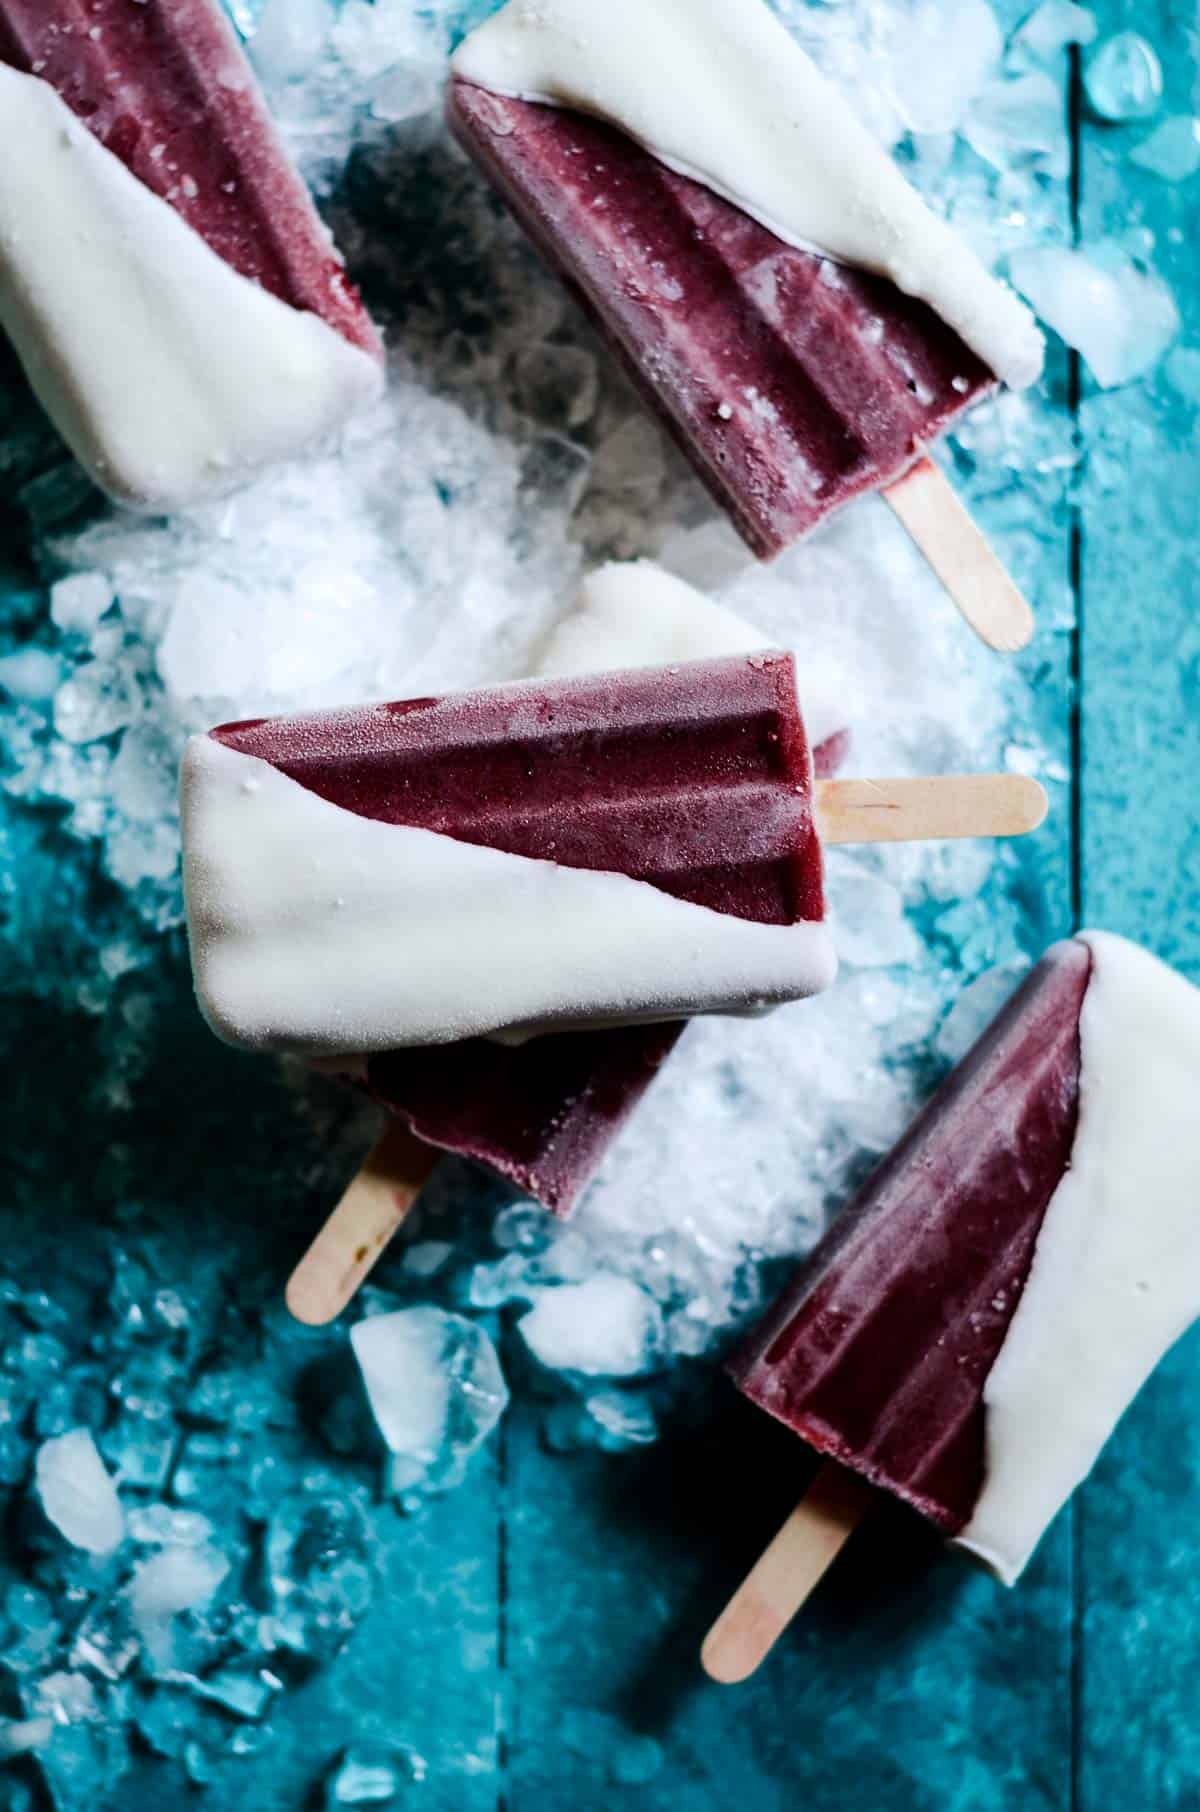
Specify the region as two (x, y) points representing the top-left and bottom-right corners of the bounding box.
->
(885, 457), (1035, 655)
(286, 1122), (439, 1327)
(701, 1462), (875, 1685)
(816, 772), (1047, 846)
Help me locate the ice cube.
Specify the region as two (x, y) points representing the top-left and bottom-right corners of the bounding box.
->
(368, 61), (443, 122)
(32, 1674), (98, 1726)
(935, 960), (1031, 1062)
(492, 1203), (554, 1255)
(1010, 243), (1180, 386)
(49, 575), (113, 639)
(1129, 116), (1200, 183)
(128, 1544), (229, 1652)
(829, 862), (922, 969)
(400, 1241), (455, 1279)
(331, 0), (444, 81)
(518, 1276), (664, 1378)
(29, 1676), (129, 1812)
(0, 1717), (53, 1760)
(265, 1494), (375, 1660)
(4, 1585), (58, 1676)
(326, 1744), (427, 1805)
(0, 650), (60, 703)
(109, 724), (181, 823)
(887, 0), (1002, 134)
(34, 1429), (124, 1556)
(327, 1749), (397, 1804)
(251, 0), (333, 83)
(189, 1664), (281, 1721)
(1166, 346), (1200, 405)
(104, 817), (180, 890)
(350, 1308), (508, 1495)
(127, 1505), (215, 1547)
(1012, 1), (1097, 61)
(1084, 32), (1163, 122)
(965, 73), (1065, 172)
(543, 1388), (659, 1454)
(53, 659), (143, 745)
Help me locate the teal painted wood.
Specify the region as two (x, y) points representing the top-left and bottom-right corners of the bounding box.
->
(1076, 4), (1200, 1809)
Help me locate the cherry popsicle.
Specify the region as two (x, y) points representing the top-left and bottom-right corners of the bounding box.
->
(704, 933), (1200, 1682)
(0, 0), (383, 510)
(450, 0), (1045, 651)
(183, 651), (1046, 1057)
(289, 562), (853, 1323)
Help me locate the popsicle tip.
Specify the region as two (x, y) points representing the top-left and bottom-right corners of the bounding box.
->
(700, 1619), (767, 1686)
(1011, 773), (1049, 834)
(988, 592), (1036, 655)
(284, 1266), (342, 1328)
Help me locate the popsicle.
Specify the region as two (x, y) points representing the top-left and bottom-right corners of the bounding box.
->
(183, 649), (838, 1057)
(704, 932), (1200, 1683)
(360, 569), (841, 1171)
(361, 706), (852, 1216)
(182, 650), (1046, 1059)
(449, 0), (1045, 651)
(286, 561), (853, 1323)
(0, 0), (383, 511)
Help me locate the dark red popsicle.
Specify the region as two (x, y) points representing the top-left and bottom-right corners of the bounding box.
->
(363, 723), (849, 1217)
(730, 938), (1093, 1534)
(212, 652), (826, 929)
(448, 79), (993, 559)
(0, 0), (380, 358)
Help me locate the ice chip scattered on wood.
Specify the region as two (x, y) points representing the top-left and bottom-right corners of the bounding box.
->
(351, 1308), (509, 1496)
(885, 0), (1002, 135)
(1129, 117), (1200, 183)
(1010, 244), (1180, 387)
(35, 1429), (124, 1556)
(1012, 1), (1097, 63)
(518, 1276), (665, 1378)
(128, 1544), (230, 1664)
(1084, 32), (1163, 123)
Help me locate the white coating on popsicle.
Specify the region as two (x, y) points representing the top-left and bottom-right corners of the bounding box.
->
(305, 563), (849, 1076)
(0, 65), (382, 512)
(958, 931), (1200, 1584)
(539, 562), (771, 676)
(453, 0), (1044, 390)
(540, 562), (844, 749)
(181, 736), (836, 1056)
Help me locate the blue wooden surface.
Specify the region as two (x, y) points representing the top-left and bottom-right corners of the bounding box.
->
(0, 1), (1197, 1806)
(1076, 5), (1200, 1808)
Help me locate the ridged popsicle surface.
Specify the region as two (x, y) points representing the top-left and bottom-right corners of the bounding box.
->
(0, 0), (379, 354)
(449, 79), (993, 558)
(731, 939), (1093, 1532)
